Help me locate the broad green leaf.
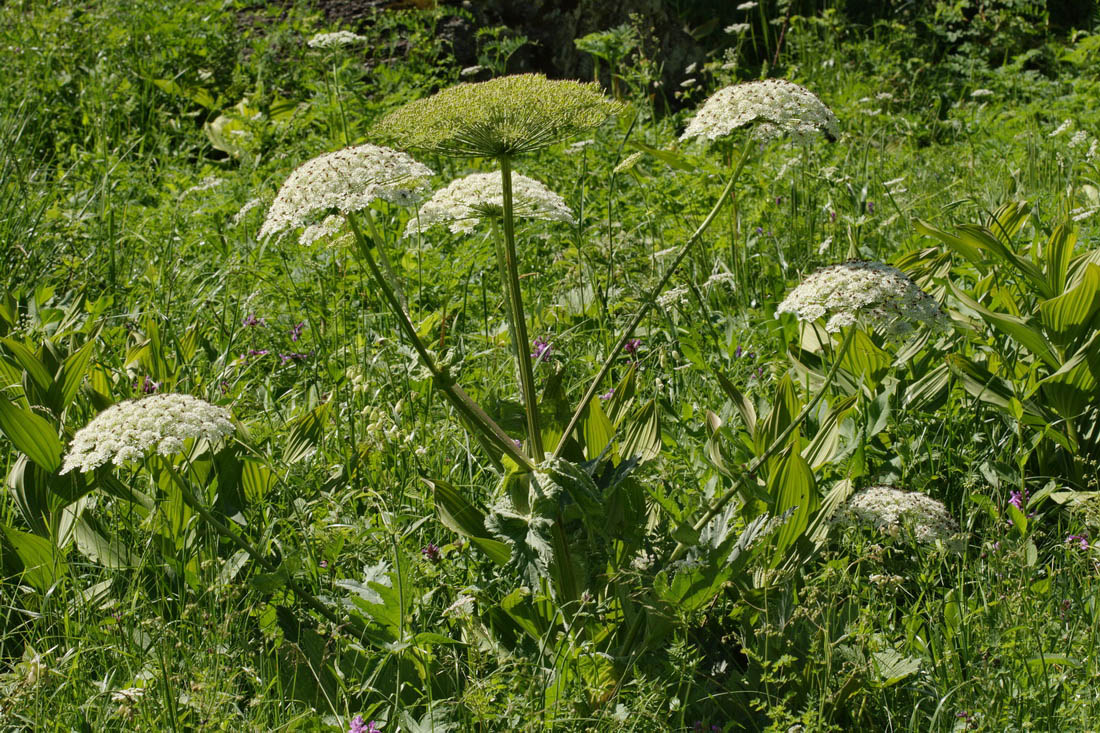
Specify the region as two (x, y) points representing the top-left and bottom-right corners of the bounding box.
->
(1044, 223), (1077, 295)
(756, 375), (801, 456)
(838, 329), (891, 385)
(54, 340), (96, 410)
(0, 398), (62, 472)
(1, 338), (53, 393)
(604, 365), (637, 427)
(950, 282), (1060, 369)
(710, 367), (756, 435)
(619, 399), (661, 463)
(957, 224), (1053, 298)
(872, 648), (921, 687)
(987, 200), (1030, 245)
(628, 140), (695, 171)
(582, 396), (615, 461)
(916, 219), (986, 268)
(1039, 330), (1100, 418)
(1039, 263), (1100, 349)
(425, 477), (510, 565)
(1, 522), (66, 591)
(282, 403), (330, 464)
(802, 395), (856, 470)
(768, 449), (816, 557)
(241, 458), (275, 503)
(903, 363), (951, 410)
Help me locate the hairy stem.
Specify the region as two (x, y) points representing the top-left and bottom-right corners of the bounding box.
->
(499, 157), (544, 461)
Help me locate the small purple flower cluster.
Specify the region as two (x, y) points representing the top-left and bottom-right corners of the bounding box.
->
(348, 717), (380, 733)
(290, 321), (305, 342)
(421, 543), (441, 563)
(624, 338), (641, 356)
(531, 337), (552, 361)
(134, 376), (160, 394)
(243, 314), (266, 327)
(1065, 533), (1089, 550)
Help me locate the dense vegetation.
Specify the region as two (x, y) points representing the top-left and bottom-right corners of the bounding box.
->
(2, 1), (1100, 730)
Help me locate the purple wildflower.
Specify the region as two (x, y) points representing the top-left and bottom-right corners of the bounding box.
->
(243, 314), (265, 327)
(319, 560), (328, 569)
(599, 389), (615, 400)
(348, 716), (368, 733)
(734, 345), (742, 358)
(624, 338), (641, 356)
(830, 210), (837, 222)
(513, 438), (523, 449)
(248, 348), (270, 357)
(866, 200), (875, 214)
(775, 196), (783, 206)
(755, 226), (763, 235)
(422, 543), (441, 563)
(1066, 534), (1089, 550)
(134, 376), (160, 394)
(290, 321), (305, 342)
(279, 351), (309, 365)
(531, 337), (551, 360)
(1008, 489), (1026, 511)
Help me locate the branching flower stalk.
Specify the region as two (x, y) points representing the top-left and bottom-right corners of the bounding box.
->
(552, 140), (755, 459)
(345, 210), (534, 471)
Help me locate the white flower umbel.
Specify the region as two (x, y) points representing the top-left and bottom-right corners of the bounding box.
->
(776, 261), (949, 335)
(681, 78), (839, 144)
(832, 485), (960, 544)
(61, 394), (235, 474)
(406, 171), (572, 236)
(258, 144), (433, 241)
(307, 31), (365, 49)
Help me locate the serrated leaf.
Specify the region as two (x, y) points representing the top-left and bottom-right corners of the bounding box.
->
(425, 477), (511, 566)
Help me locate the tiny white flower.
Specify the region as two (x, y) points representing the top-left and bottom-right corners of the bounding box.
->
(405, 171), (572, 237)
(725, 22), (751, 34)
(307, 31), (365, 49)
(970, 88), (993, 98)
(1050, 119), (1073, 137)
(681, 78), (838, 144)
(776, 261), (949, 336)
(737, 1), (757, 9)
(61, 394), (235, 474)
(832, 485), (961, 545)
(259, 144), (433, 241)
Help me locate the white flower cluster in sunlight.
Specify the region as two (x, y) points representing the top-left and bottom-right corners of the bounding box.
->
(776, 261), (949, 335)
(258, 144), (433, 241)
(681, 78), (839, 144)
(405, 172), (572, 236)
(307, 31), (365, 49)
(61, 394), (235, 474)
(832, 486), (960, 544)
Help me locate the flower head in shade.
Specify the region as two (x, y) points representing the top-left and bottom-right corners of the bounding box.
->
(832, 485), (960, 544)
(347, 717), (381, 733)
(406, 172), (572, 236)
(374, 73), (624, 158)
(307, 31), (365, 49)
(258, 144), (433, 241)
(61, 394), (235, 474)
(681, 79), (838, 144)
(776, 261), (949, 336)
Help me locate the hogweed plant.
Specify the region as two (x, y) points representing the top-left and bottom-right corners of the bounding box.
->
(253, 72), (862, 702)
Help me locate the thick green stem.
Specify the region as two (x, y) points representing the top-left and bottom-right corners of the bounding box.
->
(346, 211), (534, 471)
(499, 157), (544, 461)
(552, 141), (754, 459)
(491, 221), (524, 405)
(668, 327), (857, 562)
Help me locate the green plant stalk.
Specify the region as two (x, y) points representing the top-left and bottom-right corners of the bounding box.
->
(499, 156), (544, 461)
(490, 220), (525, 409)
(552, 141), (754, 460)
(345, 211), (534, 471)
(363, 207), (408, 311)
(668, 326), (856, 562)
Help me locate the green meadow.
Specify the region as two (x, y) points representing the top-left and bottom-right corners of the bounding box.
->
(2, 1), (1100, 730)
